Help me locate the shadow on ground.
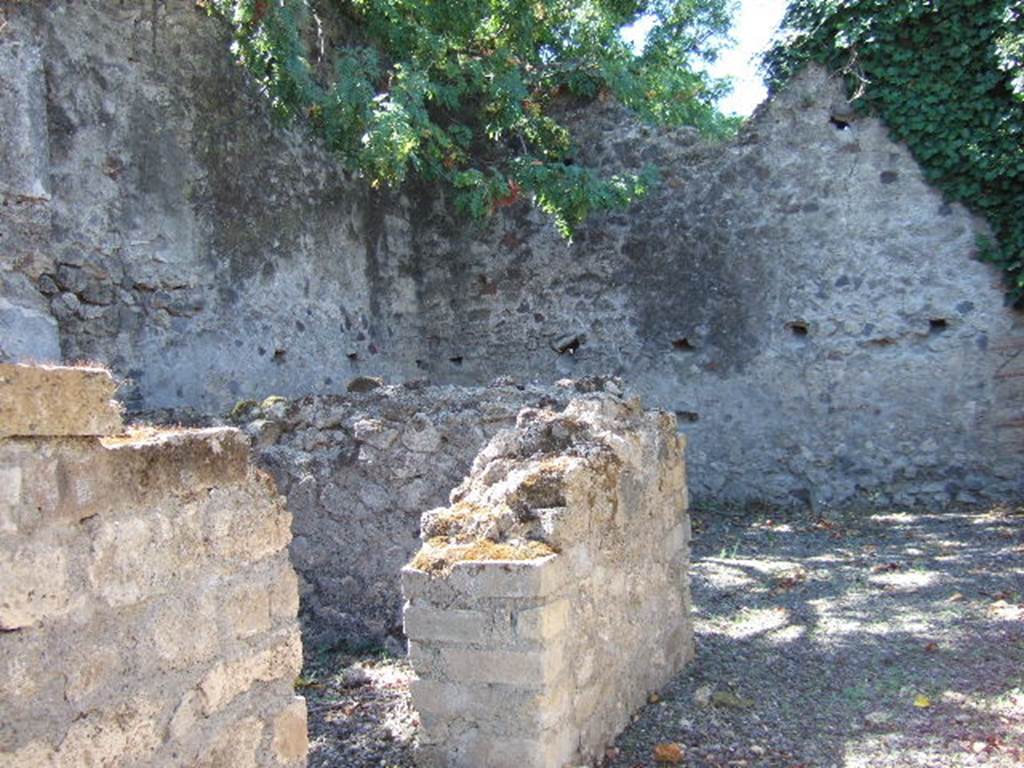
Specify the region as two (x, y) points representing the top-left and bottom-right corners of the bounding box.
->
(607, 506), (1024, 768)
(302, 505), (1024, 767)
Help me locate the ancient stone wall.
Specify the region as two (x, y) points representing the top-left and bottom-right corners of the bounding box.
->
(2, 1), (1022, 508)
(0, 364), (308, 767)
(242, 380), (623, 649)
(402, 395), (692, 768)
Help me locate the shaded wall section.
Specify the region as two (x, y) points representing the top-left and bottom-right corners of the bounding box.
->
(1, 2), (1021, 507)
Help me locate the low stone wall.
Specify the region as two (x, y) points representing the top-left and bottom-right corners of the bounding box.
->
(0, 364), (308, 767)
(241, 379), (617, 650)
(402, 395), (693, 768)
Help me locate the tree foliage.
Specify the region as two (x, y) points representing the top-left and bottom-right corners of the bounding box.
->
(206, 0), (738, 237)
(764, 0), (1024, 306)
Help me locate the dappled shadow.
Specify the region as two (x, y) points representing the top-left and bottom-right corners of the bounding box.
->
(608, 506), (1024, 767)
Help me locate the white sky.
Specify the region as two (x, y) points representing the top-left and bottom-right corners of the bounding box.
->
(621, 0), (790, 116)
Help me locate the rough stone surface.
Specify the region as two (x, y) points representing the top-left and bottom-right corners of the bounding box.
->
(239, 380), (620, 649)
(0, 363), (122, 437)
(0, 364), (307, 766)
(402, 395), (693, 768)
(1, 2), (1022, 507)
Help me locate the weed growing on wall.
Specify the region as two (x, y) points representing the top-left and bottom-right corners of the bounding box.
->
(205, 0), (739, 238)
(764, 0), (1024, 306)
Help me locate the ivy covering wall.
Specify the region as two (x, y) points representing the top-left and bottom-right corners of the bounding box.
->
(764, 0), (1024, 306)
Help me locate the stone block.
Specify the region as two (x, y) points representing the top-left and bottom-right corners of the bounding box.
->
(410, 678), (569, 732)
(0, 364), (122, 437)
(514, 599), (571, 643)
(403, 605), (490, 644)
(149, 595), (221, 668)
(198, 629), (303, 715)
(54, 698), (161, 768)
(222, 578), (273, 639)
(206, 484), (291, 565)
(198, 716), (263, 768)
(0, 542), (68, 630)
(268, 562), (300, 621)
(271, 697), (309, 764)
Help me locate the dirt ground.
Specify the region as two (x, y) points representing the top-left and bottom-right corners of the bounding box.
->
(301, 504), (1024, 768)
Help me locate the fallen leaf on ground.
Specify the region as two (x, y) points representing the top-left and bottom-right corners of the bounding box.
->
(653, 742), (685, 764)
(913, 694), (932, 708)
(711, 690), (754, 709)
(871, 562), (901, 574)
(648, 692), (662, 704)
(773, 567), (808, 590)
(924, 641), (939, 652)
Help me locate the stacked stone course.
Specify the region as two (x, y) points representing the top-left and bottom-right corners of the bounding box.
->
(402, 395), (693, 768)
(0, 364), (308, 767)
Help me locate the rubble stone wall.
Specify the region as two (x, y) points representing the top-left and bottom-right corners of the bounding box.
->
(244, 380), (598, 650)
(402, 395), (692, 768)
(0, 364), (308, 767)
(2, 1), (1022, 508)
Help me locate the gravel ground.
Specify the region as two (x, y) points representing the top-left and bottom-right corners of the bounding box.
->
(302, 505), (1023, 768)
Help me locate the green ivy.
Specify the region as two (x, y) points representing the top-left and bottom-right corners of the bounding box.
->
(206, 0), (739, 238)
(764, 0), (1024, 306)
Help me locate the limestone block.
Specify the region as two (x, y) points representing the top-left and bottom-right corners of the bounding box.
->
(222, 578), (273, 639)
(402, 556), (568, 604)
(205, 482), (291, 565)
(199, 717), (264, 768)
(149, 594), (221, 668)
(198, 629), (303, 715)
(0, 542), (68, 630)
(411, 678), (569, 732)
(0, 364), (122, 437)
(54, 699), (161, 768)
(271, 697), (309, 764)
(87, 513), (192, 608)
(402, 605), (490, 644)
(268, 563), (301, 621)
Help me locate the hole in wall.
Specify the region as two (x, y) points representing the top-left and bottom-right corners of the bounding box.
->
(828, 116), (850, 131)
(272, 349), (287, 364)
(671, 337), (695, 352)
(553, 335), (583, 355)
(675, 411), (700, 423)
(786, 321), (809, 338)
(449, 356), (463, 366)
(929, 318), (948, 334)
(347, 352), (359, 361)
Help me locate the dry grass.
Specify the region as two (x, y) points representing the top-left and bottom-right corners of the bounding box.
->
(409, 535), (555, 574)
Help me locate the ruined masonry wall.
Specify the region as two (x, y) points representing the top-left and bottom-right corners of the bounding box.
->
(3, 2), (1022, 508)
(402, 396), (692, 768)
(0, 364), (308, 767)
(245, 380), (585, 650)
